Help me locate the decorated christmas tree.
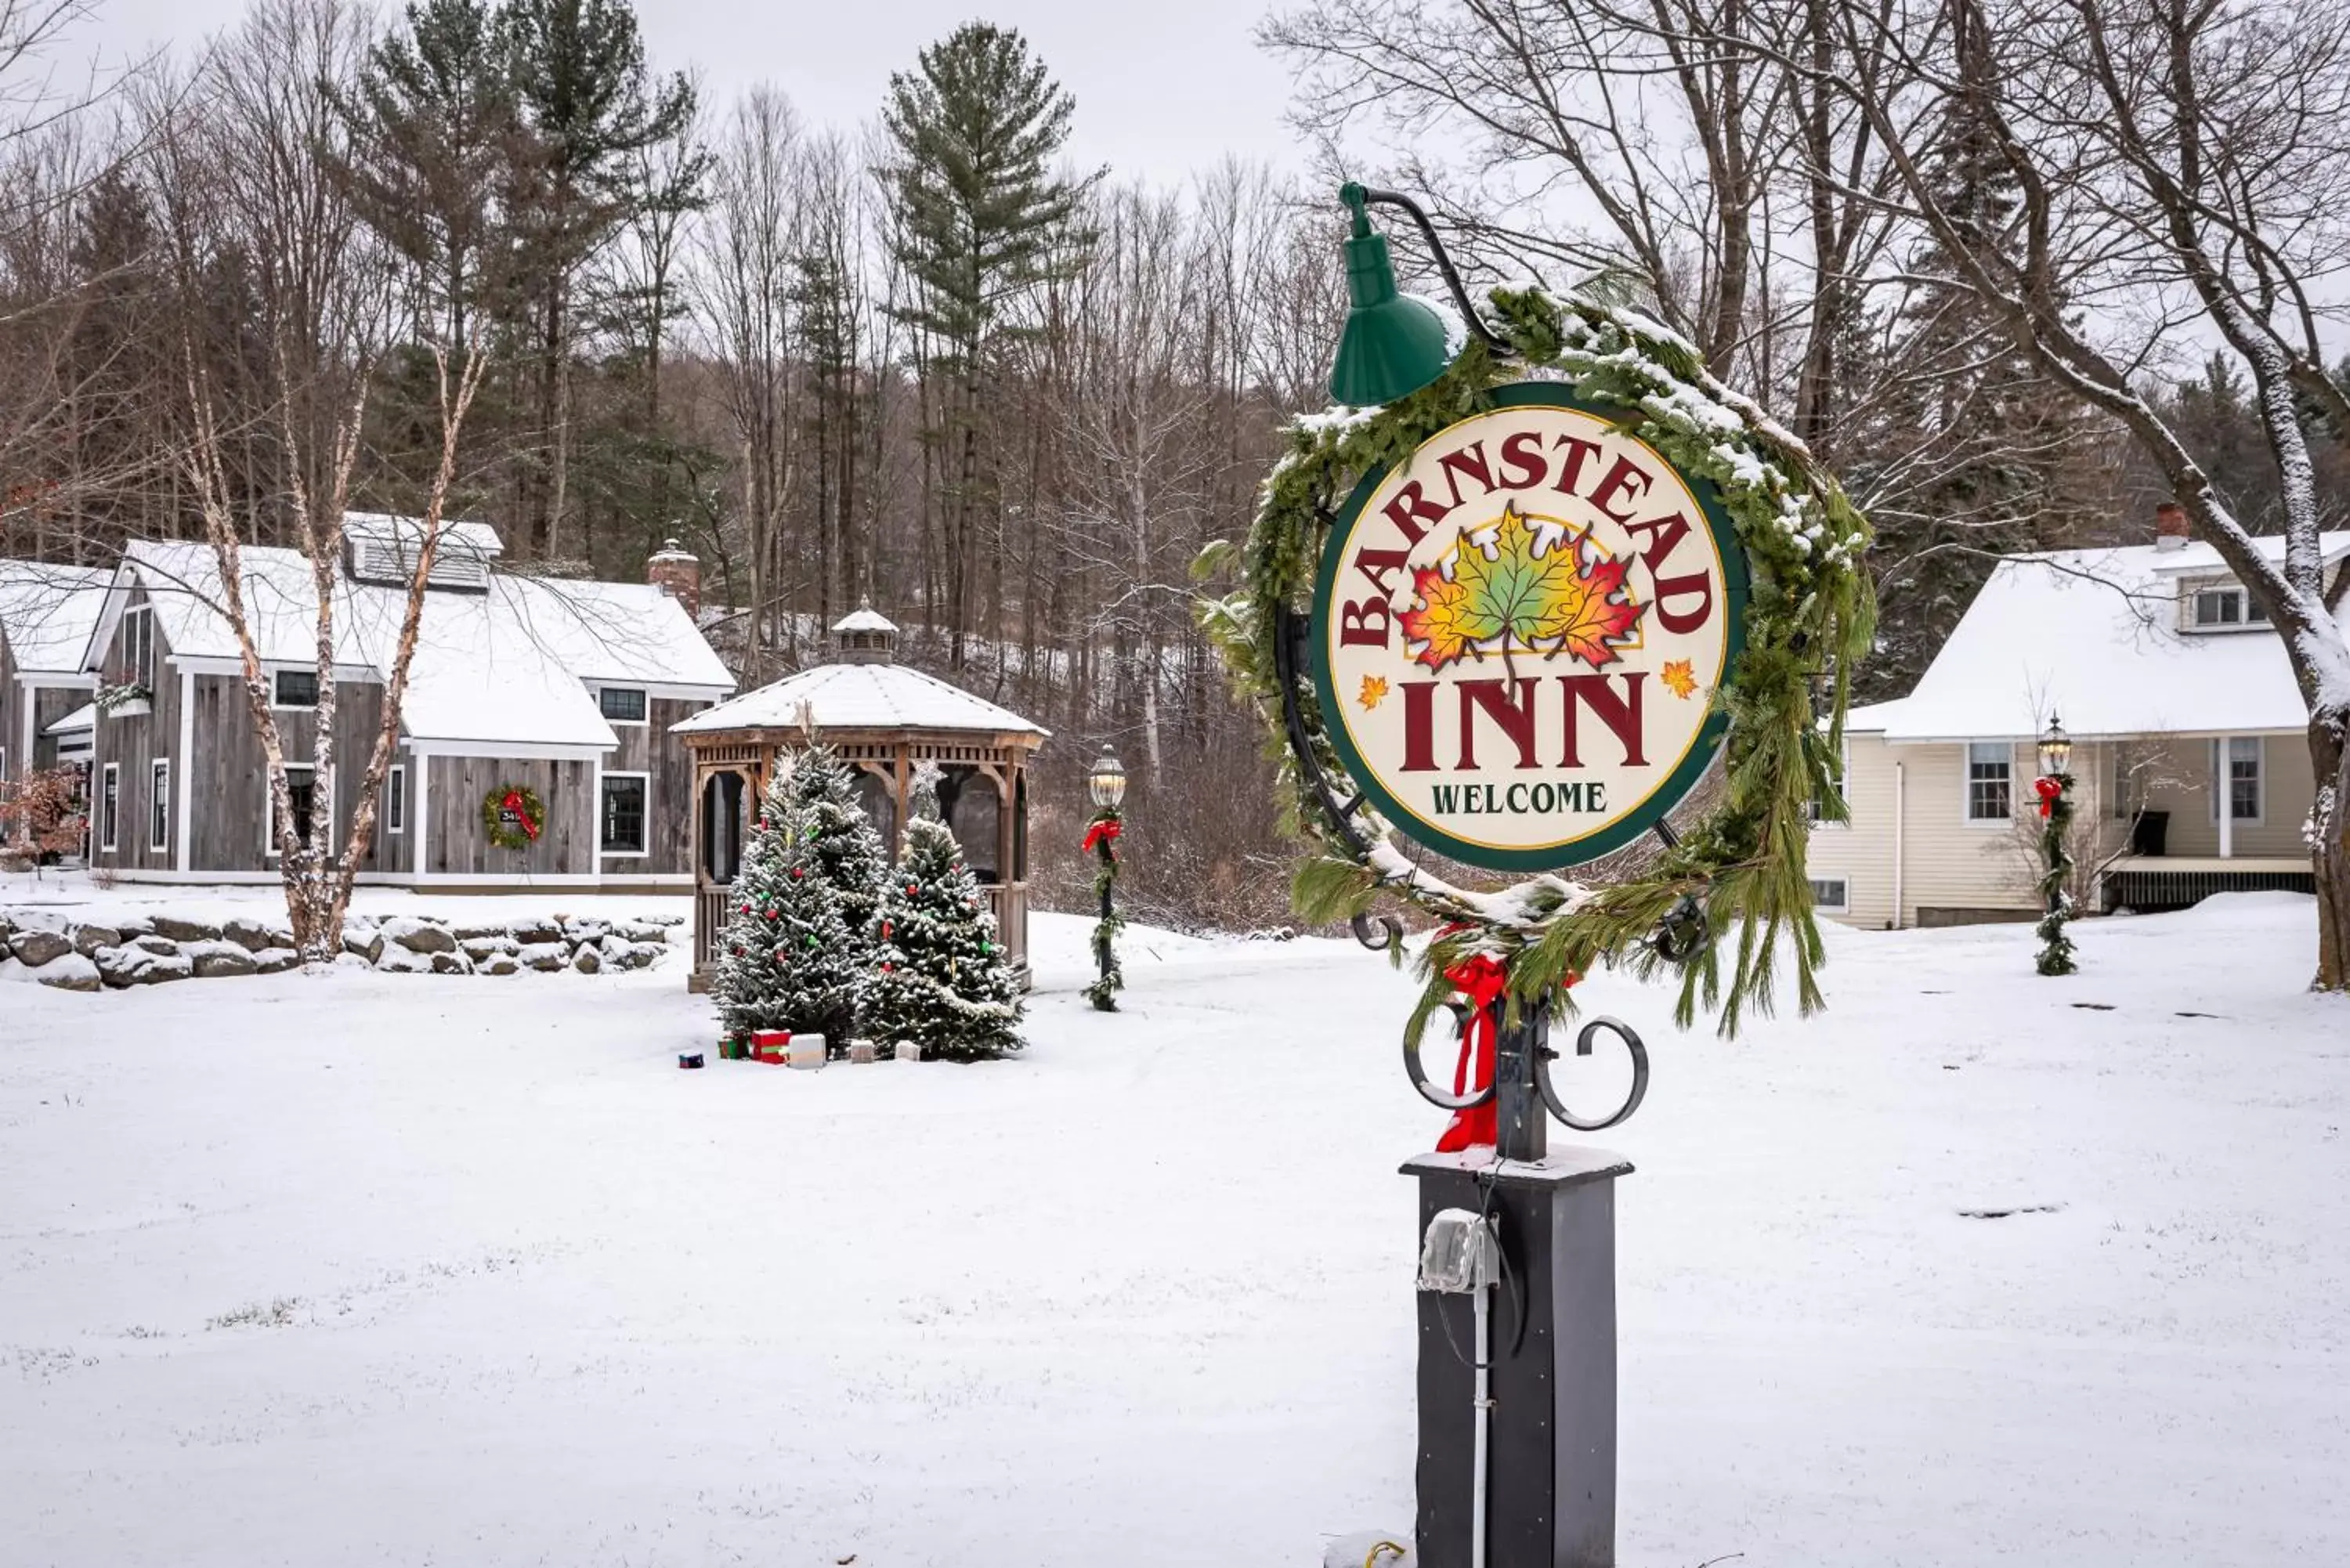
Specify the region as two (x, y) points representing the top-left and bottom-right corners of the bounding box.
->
(710, 771), (862, 1047)
(781, 740), (889, 961)
(865, 767), (1023, 1060)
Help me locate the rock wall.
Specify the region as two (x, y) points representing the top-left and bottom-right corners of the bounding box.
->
(0, 908), (680, 992)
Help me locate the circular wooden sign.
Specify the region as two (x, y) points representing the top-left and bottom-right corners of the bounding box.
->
(1312, 383), (1750, 872)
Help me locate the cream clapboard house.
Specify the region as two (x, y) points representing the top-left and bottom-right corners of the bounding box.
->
(1810, 510), (2349, 928)
(64, 516), (732, 888)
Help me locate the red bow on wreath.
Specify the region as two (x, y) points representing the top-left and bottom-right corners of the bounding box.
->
(2034, 776), (2063, 819)
(1082, 817), (1122, 855)
(501, 789), (542, 840)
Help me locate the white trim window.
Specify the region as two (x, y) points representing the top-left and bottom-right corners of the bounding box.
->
(2186, 583), (2270, 633)
(121, 604), (154, 687)
(2210, 737), (2263, 824)
(600, 771), (649, 856)
(149, 758), (170, 854)
(1808, 876), (1849, 912)
(272, 668), (320, 710)
(597, 686), (649, 724)
(99, 761), (119, 853)
(1965, 742), (2012, 822)
(265, 764), (323, 856)
(386, 764), (406, 835)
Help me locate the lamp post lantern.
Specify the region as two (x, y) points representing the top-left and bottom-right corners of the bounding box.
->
(1083, 745), (1126, 1011)
(2034, 713), (2080, 976)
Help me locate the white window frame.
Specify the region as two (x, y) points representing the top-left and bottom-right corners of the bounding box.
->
(386, 764), (406, 835)
(1808, 876), (1850, 912)
(264, 764), (327, 858)
(2185, 581), (2271, 634)
(1964, 741), (2013, 824)
(2209, 736), (2264, 826)
(99, 761), (118, 853)
(596, 686), (650, 726)
(599, 770), (650, 857)
(149, 758), (170, 854)
(271, 667), (321, 710)
(121, 604), (154, 687)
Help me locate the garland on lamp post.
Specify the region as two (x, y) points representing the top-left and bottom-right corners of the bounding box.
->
(1083, 744), (1128, 1012)
(2034, 715), (2078, 976)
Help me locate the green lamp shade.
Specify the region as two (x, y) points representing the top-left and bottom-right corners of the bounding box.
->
(1328, 192), (1455, 406)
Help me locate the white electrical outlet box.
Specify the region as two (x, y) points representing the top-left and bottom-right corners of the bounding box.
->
(1417, 1208), (1499, 1294)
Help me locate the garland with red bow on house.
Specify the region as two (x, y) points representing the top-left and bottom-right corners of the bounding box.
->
(481, 784), (547, 852)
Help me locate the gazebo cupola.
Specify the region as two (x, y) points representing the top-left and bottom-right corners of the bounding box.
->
(671, 606), (1049, 991)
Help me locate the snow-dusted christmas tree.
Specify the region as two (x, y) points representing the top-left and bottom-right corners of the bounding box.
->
(710, 771), (862, 1047)
(865, 766), (1022, 1060)
(781, 740), (889, 961)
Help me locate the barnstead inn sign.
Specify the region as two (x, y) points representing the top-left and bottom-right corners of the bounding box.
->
(1314, 384), (1749, 872)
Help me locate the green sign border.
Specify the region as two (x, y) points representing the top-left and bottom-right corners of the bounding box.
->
(1309, 380), (1752, 873)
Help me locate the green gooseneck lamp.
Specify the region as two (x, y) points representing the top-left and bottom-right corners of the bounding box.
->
(1326, 183), (1506, 408)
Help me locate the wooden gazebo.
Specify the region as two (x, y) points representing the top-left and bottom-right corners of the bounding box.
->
(671, 608), (1048, 991)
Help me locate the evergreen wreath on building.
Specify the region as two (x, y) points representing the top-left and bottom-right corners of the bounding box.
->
(482, 783), (547, 851)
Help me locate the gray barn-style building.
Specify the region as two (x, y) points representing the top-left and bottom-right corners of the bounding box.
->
(57, 518), (732, 889)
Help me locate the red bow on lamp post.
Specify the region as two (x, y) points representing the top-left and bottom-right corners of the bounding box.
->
(2034, 776), (2063, 819)
(1081, 817), (1122, 854)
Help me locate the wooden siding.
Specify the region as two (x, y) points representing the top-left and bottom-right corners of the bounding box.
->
(184, 671), (401, 876)
(424, 754), (595, 876)
(1808, 731), (2319, 929)
(89, 587), (175, 871)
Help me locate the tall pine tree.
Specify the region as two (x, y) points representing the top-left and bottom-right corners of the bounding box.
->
(865, 778), (1021, 1061)
(881, 23), (1094, 666)
(780, 740), (888, 962)
(711, 772), (861, 1049)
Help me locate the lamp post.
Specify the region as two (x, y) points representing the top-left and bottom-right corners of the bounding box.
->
(2034, 713), (2079, 976)
(1083, 744), (1126, 1011)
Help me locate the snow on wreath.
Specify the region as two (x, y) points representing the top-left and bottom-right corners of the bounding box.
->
(482, 784), (547, 851)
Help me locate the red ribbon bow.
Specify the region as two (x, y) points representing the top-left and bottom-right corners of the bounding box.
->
(501, 789), (541, 840)
(1434, 948), (1509, 1153)
(2034, 776), (2063, 819)
(1082, 817), (1123, 854)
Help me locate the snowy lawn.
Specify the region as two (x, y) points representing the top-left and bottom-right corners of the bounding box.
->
(2, 895), (2345, 1566)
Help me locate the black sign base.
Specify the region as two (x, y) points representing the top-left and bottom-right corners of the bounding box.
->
(1403, 1147), (1632, 1568)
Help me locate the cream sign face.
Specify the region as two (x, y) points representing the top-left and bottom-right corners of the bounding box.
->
(1311, 385), (1748, 872)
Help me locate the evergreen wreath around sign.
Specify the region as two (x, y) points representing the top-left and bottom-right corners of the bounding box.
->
(482, 783), (548, 851)
(1201, 287), (1875, 1037)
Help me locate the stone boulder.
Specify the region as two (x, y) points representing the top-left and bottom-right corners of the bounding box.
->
(186, 941), (258, 979)
(460, 934), (519, 963)
(128, 934), (181, 958)
(428, 950), (473, 976)
(571, 943), (602, 974)
(342, 921), (378, 958)
(372, 944), (434, 974)
(222, 915), (291, 953)
(562, 917), (611, 946)
(113, 913), (156, 939)
(96, 944), (193, 987)
(251, 948), (302, 975)
(618, 919), (671, 945)
(479, 952), (521, 977)
(17, 952), (101, 992)
(148, 913), (222, 943)
(0, 912), (13, 944)
(9, 928), (74, 968)
(449, 921), (511, 942)
(517, 941), (570, 972)
(72, 923), (124, 958)
(509, 916), (564, 946)
(372, 916), (456, 959)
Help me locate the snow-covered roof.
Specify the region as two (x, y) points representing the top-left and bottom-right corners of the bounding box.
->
(830, 606), (898, 635)
(45, 702), (93, 735)
(344, 511), (504, 561)
(97, 538), (734, 750)
(1850, 533), (2350, 741)
(0, 560), (112, 677)
(672, 660), (1047, 738)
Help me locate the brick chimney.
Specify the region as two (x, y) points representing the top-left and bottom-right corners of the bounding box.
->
(646, 537), (700, 618)
(2155, 501), (2190, 552)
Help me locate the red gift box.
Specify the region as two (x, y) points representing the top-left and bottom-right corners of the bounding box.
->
(750, 1029), (791, 1064)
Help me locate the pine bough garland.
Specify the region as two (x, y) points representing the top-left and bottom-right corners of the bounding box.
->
(2034, 774), (2079, 977)
(1200, 286), (1875, 1037)
(1082, 808), (1124, 1011)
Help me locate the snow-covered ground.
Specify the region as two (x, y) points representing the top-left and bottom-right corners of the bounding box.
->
(2, 894), (2345, 1566)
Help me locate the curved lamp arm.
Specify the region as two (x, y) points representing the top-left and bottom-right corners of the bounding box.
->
(1342, 182), (1513, 356)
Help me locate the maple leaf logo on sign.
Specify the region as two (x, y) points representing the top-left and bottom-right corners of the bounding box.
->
(1311, 388), (1748, 872)
(1397, 504), (1641, 671)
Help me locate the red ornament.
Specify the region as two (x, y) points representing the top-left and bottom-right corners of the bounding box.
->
(881, 921), (892, 940)
(730, 945), (743, 956)
(906, 884), (918, 896)
(791, 867), (804, 880)
(765, 906), (778, 919)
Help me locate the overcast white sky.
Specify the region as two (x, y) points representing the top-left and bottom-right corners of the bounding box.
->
(94, 0), (1314, 190)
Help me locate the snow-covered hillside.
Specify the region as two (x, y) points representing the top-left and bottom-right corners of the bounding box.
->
(2, 898), (2344, 1566)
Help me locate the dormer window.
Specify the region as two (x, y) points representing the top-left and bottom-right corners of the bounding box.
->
(344, 514), (501, 592)
(598, 686), (648, 724)
(2186, 582), (2269, 632)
